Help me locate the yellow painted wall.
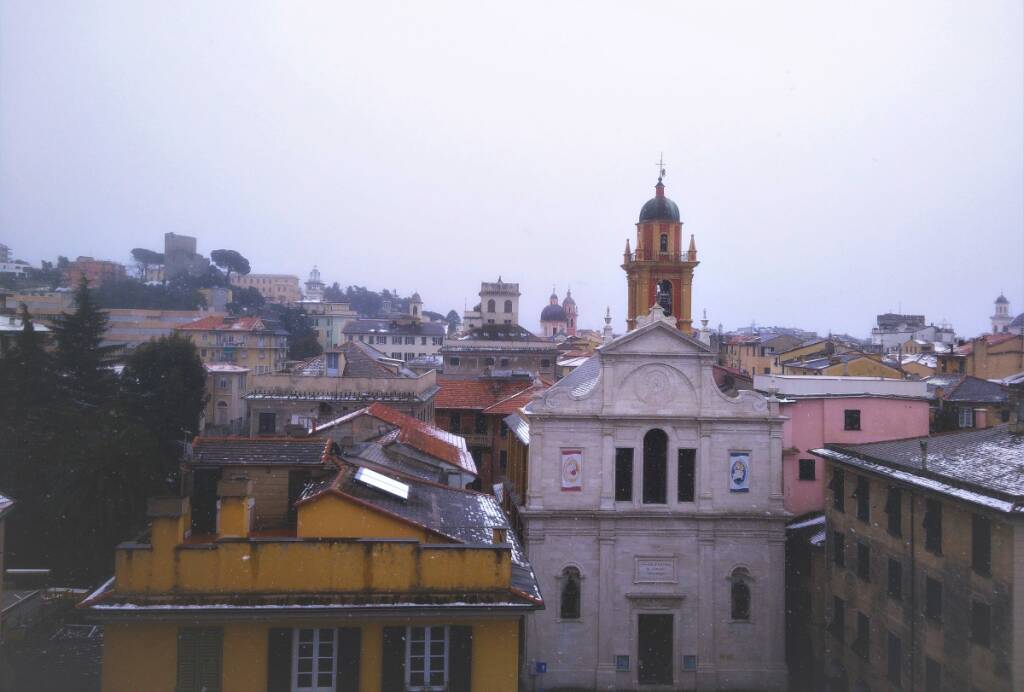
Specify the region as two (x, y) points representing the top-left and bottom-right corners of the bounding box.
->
(102, 618), (521, 692)
(297, 492), (439, 543)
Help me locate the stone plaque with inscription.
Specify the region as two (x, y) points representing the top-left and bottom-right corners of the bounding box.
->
(635, 557), (676, 583)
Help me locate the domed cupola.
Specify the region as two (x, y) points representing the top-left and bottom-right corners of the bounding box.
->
(638, 177), (680, 223)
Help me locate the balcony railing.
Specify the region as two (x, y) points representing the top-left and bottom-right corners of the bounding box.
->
(624, 250), (696, 263)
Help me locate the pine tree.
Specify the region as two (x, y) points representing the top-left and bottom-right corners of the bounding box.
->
(51, 277), (118, 407)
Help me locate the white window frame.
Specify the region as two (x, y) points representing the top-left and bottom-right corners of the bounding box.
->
(405, 625), (448, 691)
(958, 407), (974, 428)
(291, 627), (337, 692)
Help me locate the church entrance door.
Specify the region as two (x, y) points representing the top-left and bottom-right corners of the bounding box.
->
(637, 613), (673, 685)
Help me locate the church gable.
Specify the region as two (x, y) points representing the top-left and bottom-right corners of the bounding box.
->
(599, 320), (710, 357)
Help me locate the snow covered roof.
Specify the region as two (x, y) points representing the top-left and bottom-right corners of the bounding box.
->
(0, 316), (50, 333)
(0, 490), (13, 519)
(204, 363), (250, 373)
(814, 424), (1024, 513)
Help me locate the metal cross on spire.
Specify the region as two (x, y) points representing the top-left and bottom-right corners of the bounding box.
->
(656, 153), (667, 180)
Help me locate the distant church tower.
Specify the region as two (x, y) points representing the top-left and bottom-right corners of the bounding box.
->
(305, 265), (325, 302)
(562, 289), (578, 336)
(992, 293), (1012, 333)
(622, 168), (699, 333)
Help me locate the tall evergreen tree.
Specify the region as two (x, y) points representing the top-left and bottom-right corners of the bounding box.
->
(51, 277), (118, 407)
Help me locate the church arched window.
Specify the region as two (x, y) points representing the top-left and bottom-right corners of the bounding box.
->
(560, 566), (581, 619)
(730, 567), (752, 620)
(504, 299), (512, 313)
(656, 280), (673, 317)
(642, 428), (668, 504)
(660, 234), (668, 252)
(487, 299), (496, 313)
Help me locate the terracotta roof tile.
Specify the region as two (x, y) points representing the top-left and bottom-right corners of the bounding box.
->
(434, 377), (533, 410)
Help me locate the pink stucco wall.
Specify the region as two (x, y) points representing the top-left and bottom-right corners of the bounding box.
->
(782, 397), (930, 516)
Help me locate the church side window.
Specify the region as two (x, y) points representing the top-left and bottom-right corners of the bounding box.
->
(487, 299), (496, 313)
(615, 448), (634, 501)
(730, 568), (752, 621)
(642, 429), (668, 504)
(659, 234), (668, 252)
(560, 567), (581, 620)
(677, 449), (696, 502)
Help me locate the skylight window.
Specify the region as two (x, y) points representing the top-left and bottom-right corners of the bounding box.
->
(355, 467), (409, 501)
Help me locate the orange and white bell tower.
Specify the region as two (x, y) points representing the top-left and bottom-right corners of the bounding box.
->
(622, 164), (699, 333)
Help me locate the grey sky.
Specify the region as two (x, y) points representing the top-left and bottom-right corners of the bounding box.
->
(2, 1), (1021, 337)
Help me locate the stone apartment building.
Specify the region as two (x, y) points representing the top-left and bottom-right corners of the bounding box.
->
(343, 293), (446, 361)
(230, 273), (302, 304)
(65, 256), (126, 288)
(721, 333), (803, 376)
(814, 421), (1024, 692)
(938, 332), (1024, 381)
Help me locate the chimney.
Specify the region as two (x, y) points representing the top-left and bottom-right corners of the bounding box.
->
(919, 440), (928, 470)
(147, 496), (191, 548)
(216, 478), (254, 538)
(492, 527), (508, 544)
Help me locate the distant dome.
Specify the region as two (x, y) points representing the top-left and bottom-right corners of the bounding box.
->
(411, 292), (422, 302)
(562, 291), (576, 306)
(639, 179), (680, 223)
(1011, 312), (1024, 329)
(541, 304), (568, 322)
(996, 294), (1009, 304)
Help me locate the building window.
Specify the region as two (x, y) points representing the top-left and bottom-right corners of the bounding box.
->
(258, 412), (276, 435)
(856, 542), (870, 582)
(560, 567), (581, 619)
(406, 626), (447, 690)
(924, 576), (942, 621)
(175, 627), (223, 692)
(798, 459), (815, 481)
(487, 299), (496, 313)
(885, 487), (902, 536)
(887, 559), (902, 600)
(391, 352), (402, 360)
(421, 336), (427, 345)
(292, 627), (336, 691)
(448, 357), (460, 366)
(844, 409), (861, 431)
(404, 336), (415, 345)
(449, 413), (461, 433)
(830, 468), (845, 512)
(659, 234), (668, 252)
(971, 601), (991, 648)
(924, 499), (942, 554)
(541, 359), (551, 368)
(972, 514), (991, 576)
(925, 657), (941, 692)
(887, 632), (902, 688)
(854, 475), (869, 523)
(503, 299), (512, 313)
(376, 335), (386, 344)
(615, 448), (634, 501)
(432, 336), (443, 345)
(499, 422), (508, 439)
(853, 612), (870, 660)
(391, 336), (402, 345)
(499, 358), (509, 367)
(832, 531), (845, 568)
(642, 428), (668, 504)
(830, 596), (845, 642)
(730, 568), (752, 621)
(404, 353), (414, 361)
(677, 449), (696, 502)
(958, 407), (974, 428)
(474, 414), (487, 434)
(483, 357), (495, 366)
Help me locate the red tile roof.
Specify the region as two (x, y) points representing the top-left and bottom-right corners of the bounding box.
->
(434, 377), (535, 410)
(482, 383), (550, 415)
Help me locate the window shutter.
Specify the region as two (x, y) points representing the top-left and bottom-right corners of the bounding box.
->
(336, 627), (361, 692)
(448, 626), (473, 692)
(381, 626), (406, 692)
(266, 628), (293, 692)
(197, 628), (223, 692)
(176, 628), (199, 692)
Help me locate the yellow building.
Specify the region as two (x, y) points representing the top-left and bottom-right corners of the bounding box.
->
(176, 315), (289, 375)
(938, 333), (1024, 380)
(782, 352), (903, 378)
(84, 436), (542, 692)
(231, 273), (303, 305)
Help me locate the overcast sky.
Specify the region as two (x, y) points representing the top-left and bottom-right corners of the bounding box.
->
(2, 1), (1021, 337)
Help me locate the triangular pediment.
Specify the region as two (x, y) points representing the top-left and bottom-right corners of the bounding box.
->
(599, 320), (711, 356)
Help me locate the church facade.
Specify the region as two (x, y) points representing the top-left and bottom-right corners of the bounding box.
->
(520, 177), (788, 691)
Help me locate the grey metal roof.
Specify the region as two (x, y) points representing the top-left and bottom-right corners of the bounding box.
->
(539, 352), (600, 402)
(503, 413), (530, 446)
(189, 437), (336, 467)
(454, 324), (547, 342)
(342, 319), (445, 337)
(816, 424), (1024, 510)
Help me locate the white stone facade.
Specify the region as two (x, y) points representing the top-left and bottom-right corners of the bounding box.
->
(521, 320), (788, 690)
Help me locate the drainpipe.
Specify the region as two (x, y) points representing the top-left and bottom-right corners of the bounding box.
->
(909, 490), (917, 692)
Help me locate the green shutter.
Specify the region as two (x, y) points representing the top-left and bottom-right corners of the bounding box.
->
(449, 626), (473, 692)
(176, 628), (222, 692)
(336, 627), (361, 692)
(380, 627), (406, 692)
(266, 628), (293, 692)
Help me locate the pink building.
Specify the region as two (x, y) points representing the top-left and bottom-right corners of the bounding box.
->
(755, 375), (930, 516)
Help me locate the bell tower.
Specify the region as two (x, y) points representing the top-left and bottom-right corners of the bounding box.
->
(622, 166), (699, 333)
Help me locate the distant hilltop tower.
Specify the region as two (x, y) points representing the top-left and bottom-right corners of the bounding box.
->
(622, 161), (699, 333)
(305, 265), (325, 302)
(992, 293), (1012, 333)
